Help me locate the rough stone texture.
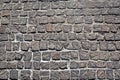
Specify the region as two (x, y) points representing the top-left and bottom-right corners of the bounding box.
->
(0, 0), (120, 79)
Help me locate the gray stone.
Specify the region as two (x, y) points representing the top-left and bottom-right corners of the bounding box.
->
(107, 41), (116, 51)
(3, 41), (11, 51)
(55, 41), (63, 51)
(10, 69), (18, 80)
(21, 70), (31, 80)
(0, 70), (8, 80)
(42, 52), (51, 61)
(70, 61), (78, 69)
(33, 52), (41, 61)
(17, 62), (23, 69)
(33, 70), (40, 80)
(39, 41), (48, 50)
(51, 51), (60, 60)
(62, 24), (72, 33)
(89, 51), (99, 60)
(115, 34), (120, 41)
(99, 51), (109, 61)
(51, 71), (59, 80)
(37, 25), (45, 33)
(59, 33), (67, 41)
(79, 50), (89, 60)
(106, 70), (113, 79)
(84, 16), (93, 24)
(50, 61), (59, 70)
(40, 62), (49, 70)
(74, 24), (83, 33)
(12, 42), (19, 51)
(71, 70), (79, 79)
(0, 61), (7, 69)
(23, 52), (32, 61)
(24, 34), (32, 41)
(15, 52), (22, 61)
(1, 17), (9, 25)
(99, 41), (108, 51)
(28, 26), (36, 33)
(41, 2), (50, 10)
(97, 70), (106, 79)
(66, 1), (77, 9)
(81, 41), (90, 50)
(7, 62), (16, 69)
(21, 42), (29, 51)
(39, 16), (48, 24)
(94, 15), (103, 23)
(31, 41), (39, 51)
(12, 3), (22, 10)
(58, 62), (67, 69)
(104, 33), (114, 41)
(16, 34), (23, 41)
(76, 33), (86, 40)
(109, 52), (120, 61)
(61, 51), (70, 60)
(25, 61), (32, 69)
(0, 34), (8, 41)
(115, 41), (120, 50)
(93, 24), (102, 32)
(6, 52), (15, 61)
(59, 70), (70, 80)
(33, 61), (40, 70)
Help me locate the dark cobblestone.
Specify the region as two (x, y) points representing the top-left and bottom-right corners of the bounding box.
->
(0, 0), (120, 79)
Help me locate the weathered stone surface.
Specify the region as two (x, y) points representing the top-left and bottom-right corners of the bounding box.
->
(50, 61), (59, 70)
(114, 70), (120, 79)
(59, 70), (70, 80)
(81, 41), (90, 50)
(62, 24), (72, 33)
(70, 61), (78, 69)
(0, 61), (7, 69)
(107, 61), (120, 69)
(0, 70), (8, 79)
(10, 69), (18, 80)
(58, 62), (67, 69)
(7, 62), (17, 69)
(6, 52), (15, 61)
(80, 69), (95, 79)
(40, 62), (49, 70)
(33, 61), (40, 70)
(51, 71), (59, 80)
(109, 52), (120, 61)
(0, 0), (120, 80)
(21, 70), (31, 80)
(0, 34), (8, 41)
(33, 70), (40, 80)
(99, 41), (108, 51)
(31, 41), (39, 51)
(21, 42), (29, 51)
(39, 41), (48, 50)
(79, 50), (89, 60)
(97, 70), (106, 79)
(24, 34), (32, 41)
(33, 52), (41, 61)
(71, 70), (79, 79)
(51, 51), (60, 60)
(17, 61), (23, 69)
(60, 51), (70, 60)
(42, 52), (51, 61)
(25, 61), (32, 69)
(23, 52), (32, 61)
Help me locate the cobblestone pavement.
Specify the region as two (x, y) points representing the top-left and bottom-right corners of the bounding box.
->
(0, 0), (120, 80)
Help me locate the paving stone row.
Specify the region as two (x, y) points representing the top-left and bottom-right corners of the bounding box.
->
(0, 0), (120, 79)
